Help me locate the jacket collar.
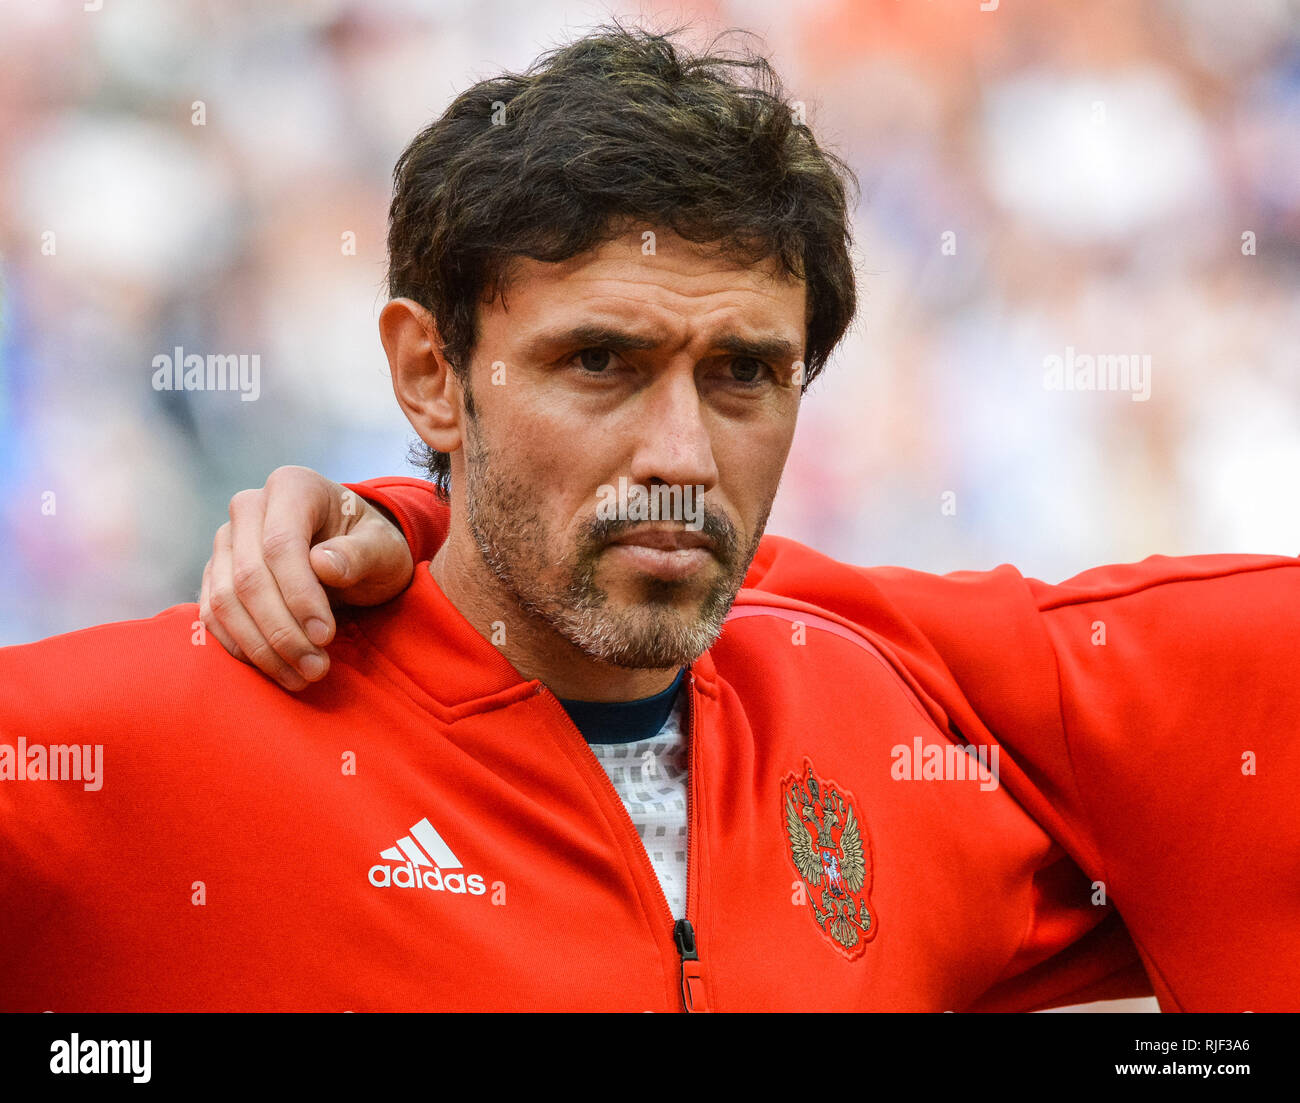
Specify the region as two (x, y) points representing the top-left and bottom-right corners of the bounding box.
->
(342, 559), (717, 710)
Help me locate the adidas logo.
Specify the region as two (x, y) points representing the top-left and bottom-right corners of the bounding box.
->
(367, 816), (489, 896)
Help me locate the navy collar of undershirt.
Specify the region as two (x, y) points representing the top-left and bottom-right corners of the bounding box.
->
(556, 668), (686, 745)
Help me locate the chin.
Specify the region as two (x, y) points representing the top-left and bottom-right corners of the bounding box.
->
(562, 604), (727, 670)
(600, 559), (720, 604)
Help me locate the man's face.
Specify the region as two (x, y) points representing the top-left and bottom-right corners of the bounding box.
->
(454, 226), (806, 670)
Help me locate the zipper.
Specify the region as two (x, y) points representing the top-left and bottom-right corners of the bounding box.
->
(679, 670), (706, 1011)
(674, 916), (704, 1011)
(535, 670), (706, 1012)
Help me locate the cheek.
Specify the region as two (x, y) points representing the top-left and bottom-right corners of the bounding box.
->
(717, 421), (794, 502)
(510, 404), (629, 515)
(475, 423), (606, 547)
(487, 384), (588, 470)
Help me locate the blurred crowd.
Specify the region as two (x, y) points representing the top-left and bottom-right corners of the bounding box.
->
(1, 0), (1297, 645)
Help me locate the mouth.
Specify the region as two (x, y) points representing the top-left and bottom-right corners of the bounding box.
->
(604, 527), (716, 582)
(607, 526), (715, 553)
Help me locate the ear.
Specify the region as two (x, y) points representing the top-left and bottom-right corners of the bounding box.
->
(379, 298), (465, 457)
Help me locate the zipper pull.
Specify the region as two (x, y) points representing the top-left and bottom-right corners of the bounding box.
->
(674, 918), (708, 1012)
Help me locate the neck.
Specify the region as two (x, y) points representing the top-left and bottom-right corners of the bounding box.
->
(428, 531), (681, 703)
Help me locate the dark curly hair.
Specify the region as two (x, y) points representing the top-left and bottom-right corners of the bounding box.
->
(386, 19), (859, 495)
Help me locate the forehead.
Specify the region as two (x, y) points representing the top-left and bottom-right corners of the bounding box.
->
(486, 228), (807, 353)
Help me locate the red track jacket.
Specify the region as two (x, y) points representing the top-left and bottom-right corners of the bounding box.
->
(0, 476), (1295, 1011)
(352, 475), (1300, 1012)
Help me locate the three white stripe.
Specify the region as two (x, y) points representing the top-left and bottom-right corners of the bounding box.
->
(380, 817), (462, 869)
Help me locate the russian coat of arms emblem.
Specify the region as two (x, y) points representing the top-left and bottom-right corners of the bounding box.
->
(781, 759), (877, 959)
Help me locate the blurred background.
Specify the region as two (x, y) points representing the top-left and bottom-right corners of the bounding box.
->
(4, 0), (1297, 1013)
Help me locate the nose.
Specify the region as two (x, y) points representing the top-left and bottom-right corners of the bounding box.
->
(626, 367), (719, 495)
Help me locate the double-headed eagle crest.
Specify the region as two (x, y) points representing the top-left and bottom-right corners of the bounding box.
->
(782, 760), (877, 959)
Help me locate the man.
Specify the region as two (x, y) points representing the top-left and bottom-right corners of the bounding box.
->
(2, 24), (1296, 1012)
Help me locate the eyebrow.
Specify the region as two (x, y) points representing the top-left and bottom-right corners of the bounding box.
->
(523, 324), (802, 363)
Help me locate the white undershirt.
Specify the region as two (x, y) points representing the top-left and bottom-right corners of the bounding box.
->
(588, 692), (689, 919)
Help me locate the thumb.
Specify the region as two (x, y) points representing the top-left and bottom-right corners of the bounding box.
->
(309, 539), (355, 588)
(310, 518), (413, 606)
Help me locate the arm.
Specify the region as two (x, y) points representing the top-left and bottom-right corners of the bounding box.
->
(999, 554), (1300, 1011)
(743, 538), (1300, 1009)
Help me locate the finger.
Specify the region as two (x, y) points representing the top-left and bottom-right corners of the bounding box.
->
(228, 488), (329, 683)
(200, 556), (246, 663)
(260, 468), (340, 648)
(210, 516), (310, 691)
(312, 506), (414, 606)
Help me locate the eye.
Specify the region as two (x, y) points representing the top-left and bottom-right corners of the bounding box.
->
(573, 348), (615, 374)
(728, 357), (771, 385)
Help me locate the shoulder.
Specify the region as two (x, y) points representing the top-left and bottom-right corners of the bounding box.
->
(0, 602), (280, 734)
(741, 532), (1038, 635)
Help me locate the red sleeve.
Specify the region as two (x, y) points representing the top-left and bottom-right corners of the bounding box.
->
(743, 538), (1300, 1010)
(343, 476), (450, 565)
(1017, 554), (1300, 1011)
